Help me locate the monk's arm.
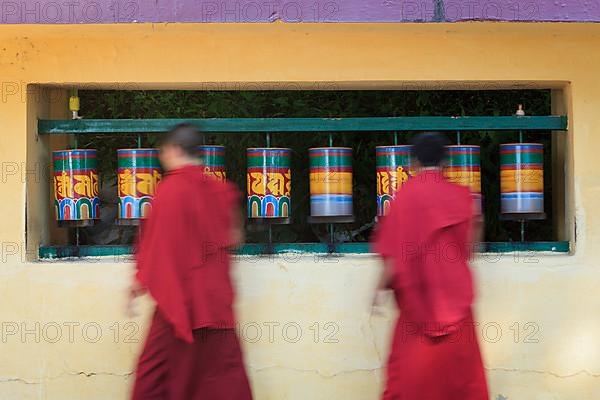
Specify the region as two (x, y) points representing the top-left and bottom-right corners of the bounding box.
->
(372, 211), (397, 309)
(376, 257), (394, 291)
(128, 252), (149, 316)
(230, 209), (245, 248)
(130, 278), (147, 297)
(129, 185), (173, 306)
(472, 215), (484, 244)
(372, 256), (394, 310)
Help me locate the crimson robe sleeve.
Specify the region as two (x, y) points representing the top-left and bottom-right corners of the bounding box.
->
(136, 179), (194, 343)
(372, 189), (406, 260)
(372, 215), (392, 259)
(372, 188), (412, 292)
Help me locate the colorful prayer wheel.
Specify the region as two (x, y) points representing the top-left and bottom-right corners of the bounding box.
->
(500, 143), (545, 217)
(445, 145), (483, 214)
(199, 145), (226, 182)
(52, 149), (100, 226)
(117, 149), (162, 223)
(247, 148), (292, 219)
(309, 147), (353, 218)
(376, 145), (412, 216)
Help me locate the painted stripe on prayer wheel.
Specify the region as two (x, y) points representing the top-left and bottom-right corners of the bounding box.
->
(247, 148), (292, 218)
(309, 147), (353, 217)
(199, 145), (226, 182)
(375, 145), (412, 216)
(445, 145), (482, 214)
(500, 143), (544, 214)
(117, 149), (162, 220)
(52, 149), (100, 222)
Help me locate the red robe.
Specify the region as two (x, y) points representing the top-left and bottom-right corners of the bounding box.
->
(373, 170), (488, 400)
(132, 164), (252, 400)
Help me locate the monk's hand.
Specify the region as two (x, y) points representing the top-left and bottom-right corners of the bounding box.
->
(371, 291), (386, 316)
(126, 281), (145, 318)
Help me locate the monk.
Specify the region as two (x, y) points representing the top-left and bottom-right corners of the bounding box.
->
(128, 124), (252, 400)
(373, 132), (488, 400)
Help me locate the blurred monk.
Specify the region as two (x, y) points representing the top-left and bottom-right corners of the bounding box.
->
(373, 132), (488, 400)
(128, 124), (252, 400)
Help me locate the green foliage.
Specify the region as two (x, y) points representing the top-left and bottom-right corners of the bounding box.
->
(78, 90), (552, 243)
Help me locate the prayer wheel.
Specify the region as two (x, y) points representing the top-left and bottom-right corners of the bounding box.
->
(199, 145), (226, 182)
(309, 147), (353, 220)
(500, 143), (545, 218)
(52, 149), (100, 226)
(376, 145), (412, 216)
(247, 148), (292, 220)
(445, 145), (483, 214)
(117, 149), (162, 224)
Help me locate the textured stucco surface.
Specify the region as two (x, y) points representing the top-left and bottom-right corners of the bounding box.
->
(0, 22), (599, 399)
(0, 0), (599, 23)
(2, 254), (600, 399)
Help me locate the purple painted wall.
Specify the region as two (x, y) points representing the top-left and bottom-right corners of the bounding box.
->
(1, 0), (599, 23)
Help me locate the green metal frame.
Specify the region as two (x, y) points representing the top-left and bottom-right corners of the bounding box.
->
(38, 116), (567, 134)
(37, 115), (570, 259)
(38, 242), (570, 259)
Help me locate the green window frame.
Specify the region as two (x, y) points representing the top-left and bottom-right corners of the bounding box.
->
(37, 116), (569, 259)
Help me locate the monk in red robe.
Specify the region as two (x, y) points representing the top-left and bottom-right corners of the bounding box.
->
(373, 132), (488, 400)
(128, 124), (252, 400)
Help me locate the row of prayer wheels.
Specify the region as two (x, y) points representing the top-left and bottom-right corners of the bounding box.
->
(53, 148), (163, 226)
(376, 145), (485, 215)
(52, 142), (545, 225)
(245, 147), (354, 221)
(375, 143), (544, 218)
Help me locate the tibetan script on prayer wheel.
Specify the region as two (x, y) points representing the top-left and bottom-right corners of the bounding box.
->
(376, 145), (413, 217)
(117, 148), (162, 222)
(247, 148), (292, 219)
(199, 145), (226, 182)
(53, 149), (100, 224)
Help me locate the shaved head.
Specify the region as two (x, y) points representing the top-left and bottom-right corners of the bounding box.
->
(162, 123), (204, 157)
(411, 132), (449, 167)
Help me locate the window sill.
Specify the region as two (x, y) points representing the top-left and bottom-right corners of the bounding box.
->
(38, 242), (570, 260)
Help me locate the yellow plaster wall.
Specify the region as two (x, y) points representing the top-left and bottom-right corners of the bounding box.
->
(0, 23), (599, 399)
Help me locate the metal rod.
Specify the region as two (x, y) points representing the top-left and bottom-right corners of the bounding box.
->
(518, 121), (525, 243)
(457, 131), (461, 145)
(76, 227), (80, 246)
(328, 223), (335, 253)
(267, 225), (273, 254)
(266, 132), (271, 148)
(393, 131), (398, 145)
(137, 133), (142, 148)
(328, 133), (333, 147)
